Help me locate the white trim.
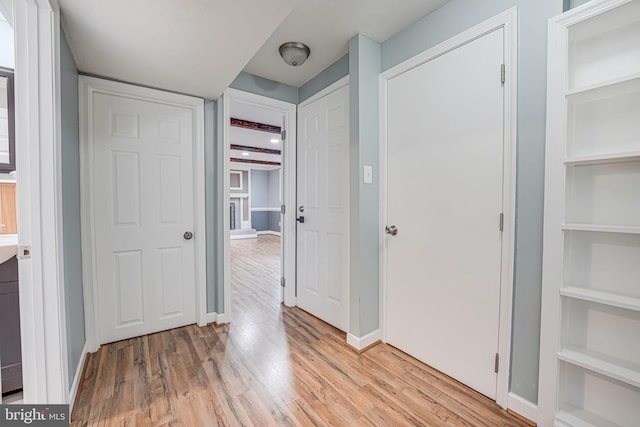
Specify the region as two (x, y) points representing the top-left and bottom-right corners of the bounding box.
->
(69, 343), (88, 413)
(229, 170), (243, 191)
(204, 312), (218, 325)
(223, 88), (297, 310)
(298, 75), (350, 108)
(216, 312), (228, 324)
(14, 0), (69, 403)
(379, 7), (517, 409)
(508, 393), (538, 425)
(257, 230), (281, 236)
(79, 76), (207, 349)
(230, 234), (257, 240)
(346, 329), (381, 351)
(252, 207), (281, 212)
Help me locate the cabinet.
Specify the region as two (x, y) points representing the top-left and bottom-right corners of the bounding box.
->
(539, 1), (640, 426)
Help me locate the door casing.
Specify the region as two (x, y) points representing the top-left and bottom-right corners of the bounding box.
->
(222, 89), (298, 322)
(379, 7), (517, 410)
(79, 76), (206, 353)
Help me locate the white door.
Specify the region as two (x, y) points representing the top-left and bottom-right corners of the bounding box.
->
(297, 85), (349, 331)
(91, 91), (197, 344)
(385, 28), (505, 399)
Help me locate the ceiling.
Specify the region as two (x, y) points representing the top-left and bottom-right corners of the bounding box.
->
(243, 0), (450, 87)
(59, 0), (450, 99)
(230, 99), (283, 167)
(58, 0), (297, 99)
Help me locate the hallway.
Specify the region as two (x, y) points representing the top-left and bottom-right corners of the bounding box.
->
(70, 235), (528, 426)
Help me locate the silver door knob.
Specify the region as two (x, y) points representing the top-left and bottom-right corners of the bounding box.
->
(184, 231), (193, 240)
(299, 206), (305, 212)
(385, 225), (398, 236)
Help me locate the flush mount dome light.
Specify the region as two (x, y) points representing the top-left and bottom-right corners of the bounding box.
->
(279, 42), (310, 67)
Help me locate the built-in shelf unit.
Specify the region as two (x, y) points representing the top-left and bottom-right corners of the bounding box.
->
(539, 1), (640, 426)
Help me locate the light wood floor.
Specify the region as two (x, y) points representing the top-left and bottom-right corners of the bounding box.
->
(71, 235), (530, 426)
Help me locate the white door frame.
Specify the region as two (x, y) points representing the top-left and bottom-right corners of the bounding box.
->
(79, 76), (206, 352)
(379, 7), (517, 409)
(13, 0), (69, 403)
(222, 88), (297, 319)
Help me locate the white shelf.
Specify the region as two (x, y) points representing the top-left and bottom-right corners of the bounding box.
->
(564, 151), (640, 166)
(558, 347), (640, 389)
(562, 224), (640, 235)
(561, 287), (640, 312)
(566, 72), (640, 97)
(557, 405), (621, 427)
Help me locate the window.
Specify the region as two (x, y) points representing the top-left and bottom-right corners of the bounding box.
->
(0, 67), (15, 173)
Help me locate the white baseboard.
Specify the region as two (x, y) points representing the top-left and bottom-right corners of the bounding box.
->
(257, 230), (281, 236)
(347, 329), (381, 351)
(508, 392), (537, 424)
(69, 342), (88, 413)
(216, 313), (228, 324)
(230, 234), (257, 240)
(204, 312), (218, 325)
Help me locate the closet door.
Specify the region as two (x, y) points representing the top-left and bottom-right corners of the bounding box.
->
(540, 1), (640, 426)
(385, 27), (505, 400)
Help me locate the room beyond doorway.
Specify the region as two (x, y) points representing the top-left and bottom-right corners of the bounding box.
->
(222, 89), (297, 319)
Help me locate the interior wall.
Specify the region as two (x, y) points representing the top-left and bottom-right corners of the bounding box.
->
(299, 54), (349, 103)
(230, 72), (298, 104)
(60, 27), (86, 387)
(381, 0), (563, 404)
(348, 34), (381, 338)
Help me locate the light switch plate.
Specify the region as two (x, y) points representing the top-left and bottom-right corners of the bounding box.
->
(363, 165), (373, 184)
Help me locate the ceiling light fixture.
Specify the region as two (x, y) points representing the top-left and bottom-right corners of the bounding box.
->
(270, 138), (280, 144)
(279, 42), (310, 67)
(241, 152), (250, 156)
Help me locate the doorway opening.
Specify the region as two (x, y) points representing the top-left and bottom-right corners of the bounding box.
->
(228, 100), (285, 316)
(223, 89), (297, 322)
(0, 2), (22, 405)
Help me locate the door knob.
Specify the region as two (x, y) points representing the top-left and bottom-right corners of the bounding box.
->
(296, 216), (305, 224)
(385, 225), (398, 236)
(184, 231), (194, 240)
(299, 206), (305, 212)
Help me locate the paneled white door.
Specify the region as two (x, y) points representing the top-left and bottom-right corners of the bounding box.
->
(297, 85), (349, 331)
(91, 91), (197, 344)
(385, 28), (505, 399)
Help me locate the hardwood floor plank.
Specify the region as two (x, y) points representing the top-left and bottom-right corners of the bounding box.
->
(72, 235), (530, 427)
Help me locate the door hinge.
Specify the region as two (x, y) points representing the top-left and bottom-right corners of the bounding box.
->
(499, 213), (504, 232)
(494, 353), (499, 373)
(281, 277), (286, 287)
(281, 130), (287, 141)
(281, 204), (286, 214)
(501, 64), (506, 85)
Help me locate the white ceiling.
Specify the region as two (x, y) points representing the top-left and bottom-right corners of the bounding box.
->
(58, 0), (450, 98)
(230, 99), (283, 165)
(58, 0), (297, 99)
(243, 0), (450, 87)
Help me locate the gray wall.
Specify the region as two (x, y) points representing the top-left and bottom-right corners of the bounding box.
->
(348, 34), (381, 338)
(251, 169), (281, 232)
(251, 170), (270, 207)
(381, 0), (562, 403)
(230, 72), (298, 104)
(60, 28), (86, 388)
(299, 54), (349, 103)
(204, 99), (218, 314)
(567, 0), (590, 10)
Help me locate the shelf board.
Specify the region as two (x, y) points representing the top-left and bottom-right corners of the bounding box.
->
(557, 405), (621, 427)
(562, 224), (640, 235)
(564, 151), (640, 166)
(566, 71), (640, 98)
(558, 348), (640, 389)
(561, 287), (640, 312)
